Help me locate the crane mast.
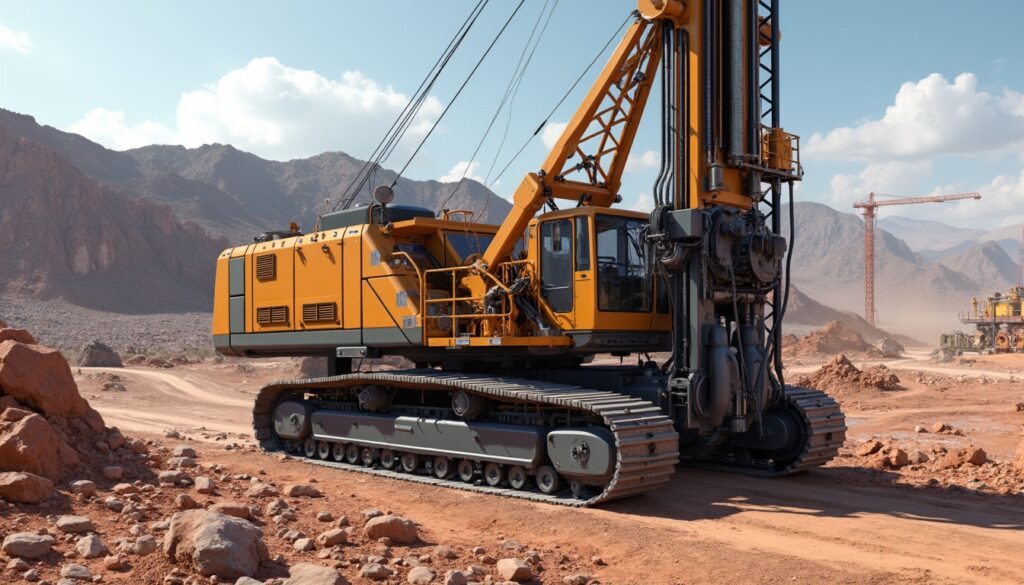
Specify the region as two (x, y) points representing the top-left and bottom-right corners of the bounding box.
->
(853, 192), (981, 326)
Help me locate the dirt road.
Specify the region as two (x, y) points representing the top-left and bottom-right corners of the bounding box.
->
(75, 360), (1024, 585)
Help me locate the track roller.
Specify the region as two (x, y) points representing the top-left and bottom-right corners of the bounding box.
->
(433, 456), (454, 479)
(344, 444), (360, 465)
(400, 453), (419, 473)
(507, 465), (527, 490)
(483, 463), (505, 487)
(316, 441), (330, 460)
(457, 459), (476, 482)
(535, 465), (561, 495)
(303, 438), (316, 458)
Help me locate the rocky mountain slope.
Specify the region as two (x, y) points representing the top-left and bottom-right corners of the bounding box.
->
(0, 109), (511, 243)
(0, 125), (226, 313)
(784, 285), (895, 344)
(939, 241), (1020, 294)
(878, 216), (987, 254)
(782, 202), (978, 338)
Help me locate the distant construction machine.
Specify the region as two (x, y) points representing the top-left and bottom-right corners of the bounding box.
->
(853, 192), (981, 327)
(211, 0), (847, 506)
(941, 227), (1024, 354)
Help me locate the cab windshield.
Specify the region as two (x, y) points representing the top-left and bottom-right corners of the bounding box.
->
(595, 215), (651, 312)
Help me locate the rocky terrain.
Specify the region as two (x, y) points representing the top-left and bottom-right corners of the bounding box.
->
(1, 324), (595, 585)
(0, 297), (211, 355)
(3, 318), (1024, 583)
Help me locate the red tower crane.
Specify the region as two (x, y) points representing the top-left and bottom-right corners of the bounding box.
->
(853, 191), (981, 326)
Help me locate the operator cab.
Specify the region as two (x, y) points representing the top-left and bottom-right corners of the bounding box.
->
(528, 207), (670, 353)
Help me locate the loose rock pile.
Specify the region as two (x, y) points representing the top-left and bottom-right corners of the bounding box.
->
(0, 324), (608, 584)
(0, 327), (150, 498)
(795, 354), (901, 392)
(842, 436), (1024, 495)
(786, 321), (872, 357)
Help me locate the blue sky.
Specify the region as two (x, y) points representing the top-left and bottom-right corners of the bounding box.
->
(2, 0), (1022, 228)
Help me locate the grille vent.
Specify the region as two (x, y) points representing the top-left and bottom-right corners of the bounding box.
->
(255, 254), (276, 280)
(302, 302), (337, 323)
(256, 305), (289, 325)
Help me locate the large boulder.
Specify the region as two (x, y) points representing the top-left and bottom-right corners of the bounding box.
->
(363, 515), (419, 544)
(0, 471), (53, 503)
(0, 328), (36, 344)
(0, 411), (76, 479)
(283, 563), (350, 585)
(0, 340), (90, 417)
(873, 337), (904, 358)
(163, 510), (268, 579)
(77, 341), (123, 367)
(2, 532), (54, 559)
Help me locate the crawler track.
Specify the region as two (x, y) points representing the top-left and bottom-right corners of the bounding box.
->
(687, 386), (847, 476)
(252, 370), (680, 507)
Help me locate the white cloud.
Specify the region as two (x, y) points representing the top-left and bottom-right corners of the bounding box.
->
(67, 108), (174, 150)
(629, 192), (654, 213)
(625, 149), (659, 172)
(0, 24), (31, 54)
(541, 121), (568, 150)
(941, 168), (1024, 226)
(67, 57), (442, 160)
(439, 160), (484, 183)
(807, 73), (1024, 162)
(823, 161), (933, 208)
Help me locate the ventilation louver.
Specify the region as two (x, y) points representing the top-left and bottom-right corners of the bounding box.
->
(302, 302), (337, 323)
(255, 254), (276, 280)
(256, 305), (289, 325)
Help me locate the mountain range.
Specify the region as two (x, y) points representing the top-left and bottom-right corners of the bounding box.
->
(0, 107), (1019, 341)
(0, 109), (509, 312)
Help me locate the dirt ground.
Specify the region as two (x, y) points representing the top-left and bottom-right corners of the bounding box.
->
(62, 350), (1024, 585)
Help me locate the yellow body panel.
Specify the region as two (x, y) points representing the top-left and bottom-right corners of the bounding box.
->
(251, 240), (297, 332)
(211, 251), (232, 336)
(294, 232), (344, 331)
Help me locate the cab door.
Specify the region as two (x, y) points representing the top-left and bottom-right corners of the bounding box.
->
(539, 219), (573, 319)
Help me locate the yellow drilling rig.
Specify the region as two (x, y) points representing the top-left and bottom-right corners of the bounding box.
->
(211, 0), (845, 505)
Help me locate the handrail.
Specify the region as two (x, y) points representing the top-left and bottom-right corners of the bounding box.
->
(389, 250), (426, 344)
(420, 258), (534, 341)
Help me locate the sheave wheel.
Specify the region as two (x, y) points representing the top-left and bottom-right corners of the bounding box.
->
(457, 459), (476, 482)
(379, 449), (396, 470)
(331, 443), (345, 462)
(483, 463), (505, 487)
(345, 444), (360, 464)
(507, 465), (527, 490)
(535, 465), (561, 495)
(303, 438), (316, 458)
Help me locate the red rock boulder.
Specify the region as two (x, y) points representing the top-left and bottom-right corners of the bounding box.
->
(0, 471), (54, 503)
(0, 410), (78, 479)
(0, 329), (37, 345)
(0, 340), (90, 418)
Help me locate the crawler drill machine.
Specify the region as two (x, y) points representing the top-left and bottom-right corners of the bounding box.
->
(212, 0), (846, 505)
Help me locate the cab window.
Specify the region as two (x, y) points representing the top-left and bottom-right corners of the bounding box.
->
(540, 219), (573, 313)
(595, 215), (651, 312)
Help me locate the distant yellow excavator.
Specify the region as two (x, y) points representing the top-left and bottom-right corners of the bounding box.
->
(211, 0), (845, 505)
